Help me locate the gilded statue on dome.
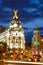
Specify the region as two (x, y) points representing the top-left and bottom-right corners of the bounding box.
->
(13, 10), (18, 19)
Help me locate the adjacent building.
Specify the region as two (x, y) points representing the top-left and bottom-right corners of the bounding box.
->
(32, 25), (41, 52)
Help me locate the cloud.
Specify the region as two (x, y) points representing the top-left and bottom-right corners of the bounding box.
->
(38, 4), (43, 8)
(26, 18), (43, 28)
(3, 7), (12, 11)
(30, 0), (39, 4)
(0, 0), (2, 4)
(0, 22), (9, 27)
(23, 8), (37, 13)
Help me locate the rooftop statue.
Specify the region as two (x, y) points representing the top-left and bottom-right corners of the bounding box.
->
(13, 10), (18, 19)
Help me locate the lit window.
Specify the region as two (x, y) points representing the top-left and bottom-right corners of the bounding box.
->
(14, 23), (17, 27)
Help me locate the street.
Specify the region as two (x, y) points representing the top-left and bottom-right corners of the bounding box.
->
(0, 60), (43, 65)
(4, 63), (43, 65)
(4, 60), (43, 65)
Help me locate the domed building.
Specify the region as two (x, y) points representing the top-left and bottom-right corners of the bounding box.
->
(32, 25), (41, 53)
(6, 10), (25, 54)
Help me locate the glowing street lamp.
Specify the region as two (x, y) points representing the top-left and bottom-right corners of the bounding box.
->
(41, 39), (43, 42)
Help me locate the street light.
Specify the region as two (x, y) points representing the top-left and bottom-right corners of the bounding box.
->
(41, 39), (43, 42)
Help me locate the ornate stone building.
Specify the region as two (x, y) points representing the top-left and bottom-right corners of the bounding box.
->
(0, 10), (25, 56)
(6, 10), (25, 54)
(32, 25), (41, 52)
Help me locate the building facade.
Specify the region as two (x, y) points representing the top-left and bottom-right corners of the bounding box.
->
(6, 10), (25, 54)
(0, 10), (25, 56)
(32, 25), (41, 52)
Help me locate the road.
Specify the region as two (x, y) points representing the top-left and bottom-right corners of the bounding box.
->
(4, 63), (43, 65)
(0, 60), (43, 65)
(5, 64), (41, 65)
(4, 60), (43, 65)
